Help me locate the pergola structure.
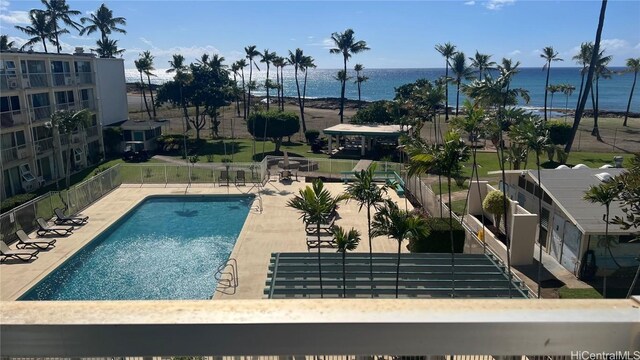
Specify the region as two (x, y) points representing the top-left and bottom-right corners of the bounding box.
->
(265, 252), (529, 298)
(323, 124), (409, 156)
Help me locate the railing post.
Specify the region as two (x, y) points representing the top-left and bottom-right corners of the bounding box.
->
(165, 164), (168, 185)
(140, 167), (144, 184)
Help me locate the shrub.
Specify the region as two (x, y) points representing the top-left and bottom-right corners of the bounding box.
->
(555, 146), (569, 164)
(189, 155), (199, 164)
(206, 154), (215, 163)
(350, 101), (394, 125)
(247, 111), (300, 153)
(407, 217), (465, 253)
(1, 193), (37, 213)
(547, 121), (572, 145)
(305, 129), (320, 143)
(482, 190), (506, 230)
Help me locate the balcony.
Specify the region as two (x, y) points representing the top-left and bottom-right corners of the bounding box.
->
(34, 137), (54, 154)
(80, 99), (96, 111)
(0, 75), (20, 91)
(30, 105), (52, 122)
(23, 73), (49, 88)
(76, 72), (93, 85)
(55, 102), (77, 111)
(0, 144), (29, 163)
(52, 72), (75, 87)
(0, 111), (27, 128)
(86, 125), (99, 138)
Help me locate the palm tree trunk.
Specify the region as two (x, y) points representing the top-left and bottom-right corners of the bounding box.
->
(248, 63), (253, 116)
(317, 221), (323, 298)
(303, 70), (309, 129)
(233, 73), (241, 117)
(280, 66), (285, 111)
(565, 0), (608, 153)
(41, 36), (48, 53)
(604, 206), (609, 298)
(448, 175), (455, 298)
(266, 64), (270, 111)
(593, 77), (603, 141)
(623, 71), (637, 127)
(275, 66), (280, 112)
(396, 240), (401, 299)
(367, 205), (373, 297)
(444, 60), (449, 122)
(64, 133), (73, 210)
(342, 250), (347, 298)
(550, 93), (555, 116)
(146, 74), (156, 119)
(54, 22), (60, 54)
(544, 63), (551, 123)
(339, 57), (347, 123)
(139, 72), (152, 120)
(498, 127), (514, 298)
(455, 81), (461, 116)
(565, 94), (570, 123)
(241, 69), (247, 119)
(536, 152), (544, 299)
(294, 67), (306, 133)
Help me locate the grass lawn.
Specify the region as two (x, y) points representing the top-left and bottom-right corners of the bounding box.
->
(430, 180), (469, 195)
(557, 286), (603, 299)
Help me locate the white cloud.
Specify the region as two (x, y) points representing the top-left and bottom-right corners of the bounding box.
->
(508, 50), (521, 56)
(127, 44), (221, 62)
(635, 43), (640, 50)
(600, 38), (628, 51)
(0, 0), (10, 10)
(0, 10), (30, 24)
(464, 1), (476, 5)
(306, 38), (334, 49)
(485, 0), (515, 10)
(139, 37), (154, 48)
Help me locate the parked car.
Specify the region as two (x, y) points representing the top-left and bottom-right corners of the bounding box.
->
(122, 146), (149, 162)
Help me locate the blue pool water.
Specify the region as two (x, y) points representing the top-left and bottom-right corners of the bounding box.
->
(20, 195), (253, 300)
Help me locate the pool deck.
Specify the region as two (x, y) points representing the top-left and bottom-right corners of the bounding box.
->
(0, 179), (411, 301)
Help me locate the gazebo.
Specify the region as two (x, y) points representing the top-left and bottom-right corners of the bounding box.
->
(323, 124), (409, 156)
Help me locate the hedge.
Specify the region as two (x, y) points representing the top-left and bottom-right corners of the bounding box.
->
(407, 217), (465, 253)
(0, 193), (37, 213)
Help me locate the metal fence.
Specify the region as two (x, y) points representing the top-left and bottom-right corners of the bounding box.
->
(119, 162), (267, 185)
(403, 175), (449, 218)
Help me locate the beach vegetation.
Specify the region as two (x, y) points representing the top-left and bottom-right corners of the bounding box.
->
(260, 49), (277, 111)
(590, 49), (613, 141)
(482, 190), (506, 231)
(32, 0), (81, 53)
(333, 226), (361, 298)
(450, 52), (475, 116)
(93, 38), (123, 58)
(540, 46), (563, 123)
(244, 45), (261, 118)
(0, 34), (15, 51)
(469, 51), (496, 81)
(623, 58), (640, 127)
(354, 63), (369, 107)
(14, 11), (57, 53)
(247, 111), (300, 154)
(435, 42), (457, 121)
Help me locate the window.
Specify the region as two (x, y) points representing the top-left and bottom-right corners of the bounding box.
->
(31, 125), (51, 141)
(1, 96), (20, 113)
(30, 93), (50, 108)
(51, 61), (71, 73)
(145, 129), (154, 140)
(526, 180), (535, 194)
(518, 176), (526, 189)
(534, 185), (543, 199)
(133, 131), (144, 141)
(55, 90), (75, 105)
(80, 88), (94, 101)
(74, 61), (91, 73)
(618, 235), (638, 244)
(0, 60), (17, 74)
(15, 130), (25, 146)
(543, 193), (552, 205)
(20, 60), (46, 74)
(123, 130), (132, 141)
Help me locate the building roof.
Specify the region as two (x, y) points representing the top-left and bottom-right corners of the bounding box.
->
(119, 120), (166, 130)
(529, 168), (628, 235)
(323, 124), (408, 137)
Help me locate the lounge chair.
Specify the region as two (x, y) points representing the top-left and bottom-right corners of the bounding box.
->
(220, 170), (230, 186)
(16, 230), (56, 250)
(54, 208), (88, 226)
(280, 170), (292, 181)
(1, 242), (39, 262)
(306, 235), (337, 248)
(305, 215), (336, 234)
(36, 218), (73, 237)
(236, 170), (246, 186)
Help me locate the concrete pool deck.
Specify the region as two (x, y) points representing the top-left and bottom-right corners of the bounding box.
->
(0, 179), (411, 301)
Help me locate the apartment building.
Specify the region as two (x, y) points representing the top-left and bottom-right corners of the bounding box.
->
(0, 48), (128, 201)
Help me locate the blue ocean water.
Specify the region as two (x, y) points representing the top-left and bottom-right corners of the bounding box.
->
(20, 195), (253, 300)
(126, 67), (639, 113)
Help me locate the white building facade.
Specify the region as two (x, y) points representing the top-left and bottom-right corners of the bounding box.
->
(0, 50), (127, 201)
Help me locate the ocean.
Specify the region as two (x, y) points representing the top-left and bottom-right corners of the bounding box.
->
(125, 67), (639, 113)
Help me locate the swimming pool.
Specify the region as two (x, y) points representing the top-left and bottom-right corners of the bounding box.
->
(21, 195), (253, 300)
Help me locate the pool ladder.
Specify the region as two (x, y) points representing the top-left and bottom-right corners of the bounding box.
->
(213, 258), (239, 296)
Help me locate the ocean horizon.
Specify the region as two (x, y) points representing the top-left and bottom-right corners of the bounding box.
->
(125, 67), (639, 113)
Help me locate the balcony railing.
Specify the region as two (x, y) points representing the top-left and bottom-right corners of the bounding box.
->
(31, 105), (52, 122)
(0, 111), (27, 128)
(24, 73), (49, 88)
(0, 144), (29, 163)
(51, 72), (74, 86)
(76, 72), (93, 85)
(86, 126), (99, 138)
(0, 75), (20, 91)
(80, 99), (96, 110)
(34, 137), (54, 154)
(55, 103), (77, 111)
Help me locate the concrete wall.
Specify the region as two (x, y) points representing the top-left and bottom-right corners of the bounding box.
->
(94, 58), (128, 126)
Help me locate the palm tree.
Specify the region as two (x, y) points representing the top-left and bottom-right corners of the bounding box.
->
(333, 226), (361, 298)
(565, 0), (608, 154)
(79, 4), (126, 43)
(372, 199), (429, 298)
(287, 180), (348, 298)
(272, 56), (284, 112)
(547, 84), (560, 116)
(288, 48), (307, 133)
(47, 109), (91, 202)
(353, 64), (368, 108)
(590, 50), (612, 140)
(345, 164), (388, 295)
(260, 49), (277, 111)
(244, 45), (261, 117)
(230, 62), (242, 117)
(560, 83), (576, 123)
(540, 46), (564, 123)
(15, 11), (56, 53)
(450, 52), (475, 116)
(140, 51), (157, 119)
(572, 42), (594, 107)
(623, 57), (640, 127)
(134, 57), (152, 120)
(93, 37), (124, 58)
(0, 35), (15, 51)
(469, 51), (496, 81)
(166, 54), (191, 132)
(235, 59), (248, 119)
(584, 181), (621, 298)
(329, 28), (370, 123)
(301, 55), (316, 128)
(435, 42), (457, 122)
(35, 0), (81, 53)
(510, 116), (549, 298)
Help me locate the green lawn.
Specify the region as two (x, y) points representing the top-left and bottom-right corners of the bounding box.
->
(558, 286), (603, 299)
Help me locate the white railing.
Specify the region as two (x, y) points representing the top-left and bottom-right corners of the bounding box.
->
(0, 110), (27, 127)
(34, 138), (54, 154)
(0, 144), (28, 163)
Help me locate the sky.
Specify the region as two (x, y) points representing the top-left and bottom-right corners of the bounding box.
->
(1, 0), (639, 71)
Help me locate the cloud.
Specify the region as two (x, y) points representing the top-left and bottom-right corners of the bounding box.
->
(0, 0), (9, 10)
(464, 1), (475, 5)
(307, 38), (334, 49)
(485, 0), (515, 10)
(0, 0), (30, 24)
(127, 44), (222, 63)
(139, 37), (154, 48)
(600, 38), (628, 51)
(635, 43), (640, 50)
(508, 50), (521, 56)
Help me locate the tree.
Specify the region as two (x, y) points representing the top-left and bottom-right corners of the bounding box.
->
(345, 164), (388, 296)
(247, 111), (300, 154)
(47, 109), (91, 207)
(435, 42), (457, 122)
(134, 56), (152, 120)
(235, 59), (248, 119)
(590, 49), (612, 140)
(93, 37), (124, 58)
(140, 51), (157, 119)
(371, 199), (429, 298)
(540, 46), (563, 123)
(288, 49), (307, 133)
(483, 190), (506, 230)
(15, 11), (56, 53)
(166, 54), (191, 133)
(301, 55), (316, 130)
(623, 58), (640, 127)
(79, 4), (126, 43)
(584, 181), (621, 298)
(450, 52), (475, 116)
(287, 180), (348, 298)
(565, 0), (608, 153)
(0, 35), (15, 51)
(272, 56), (285, 112)
(34, 0), (81, 53)
(260, 49), (277, 111)
(244, 45), (261, 117)
(353, 63), (368, 108)
(333, 226), (361, 298)
(330, 28), (370, 123)
(547, 84), (560, 116)
(469, 51), (496, 81)
(560, 83), (576, 123)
